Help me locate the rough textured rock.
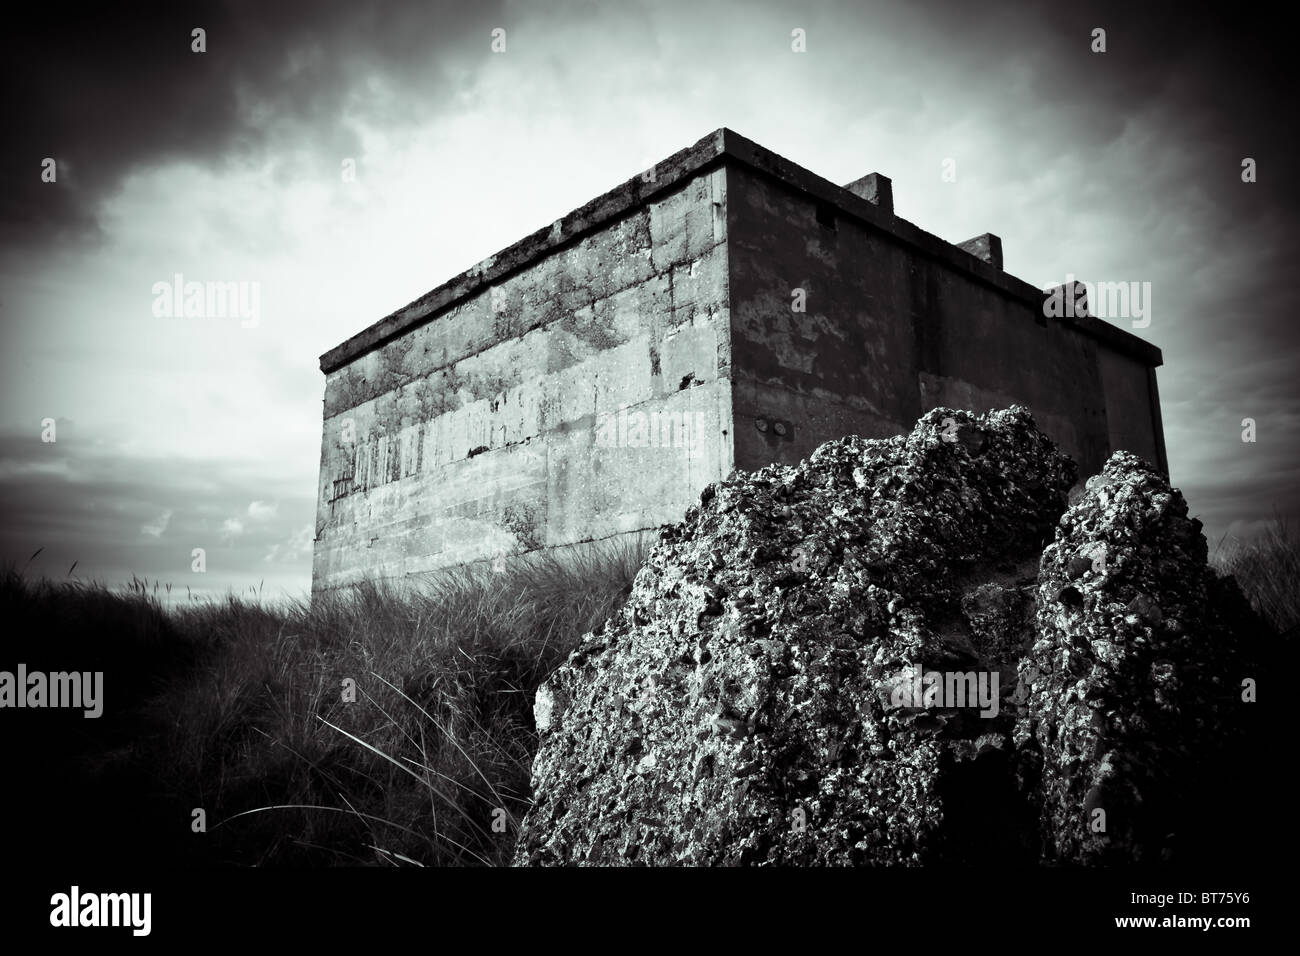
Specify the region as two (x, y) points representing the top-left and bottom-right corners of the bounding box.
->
(1015, 452), (1261, 864)
(513, 407), (1262, 866)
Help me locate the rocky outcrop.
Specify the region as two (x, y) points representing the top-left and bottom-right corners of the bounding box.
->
(513, 407), (1262, 866)
(1016, 452), (1261, 864)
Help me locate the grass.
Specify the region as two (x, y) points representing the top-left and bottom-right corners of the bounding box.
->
(1210, 517), (1300, 635)
(2, 516), (1290, 869)
(0, 538), (646, 867)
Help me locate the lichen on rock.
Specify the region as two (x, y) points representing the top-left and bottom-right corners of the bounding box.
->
(1016, 451), (1261, 864)
(512, 407), (1263, 866)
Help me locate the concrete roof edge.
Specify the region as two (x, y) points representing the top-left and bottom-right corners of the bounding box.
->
(715, 128), (1164, 368)
(318, 128), (729, 373)
(320, 126), (1162, 373)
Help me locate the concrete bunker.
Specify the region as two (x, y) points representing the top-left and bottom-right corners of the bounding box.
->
(312, 128), (1165, 593)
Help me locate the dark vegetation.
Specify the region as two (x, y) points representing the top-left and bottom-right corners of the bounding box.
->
(1, 540), (644, 866)
(0, 517), (1290, 867)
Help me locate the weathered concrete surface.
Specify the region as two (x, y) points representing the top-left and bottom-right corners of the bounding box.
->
(843, 172), (893, 211)
(513, 409), (1262, 866)
(314, 166), (733, 590)
(956, 233), (1003, 270)
(726, 161), (1136, 479)
(314, 129), (1166, 592)
(1095, 346), (1167, 475)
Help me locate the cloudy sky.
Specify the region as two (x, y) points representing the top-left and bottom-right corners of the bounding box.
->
(1, 0), (1294, 602)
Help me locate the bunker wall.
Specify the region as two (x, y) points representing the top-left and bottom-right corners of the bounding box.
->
(725, 162), (1154, 477)
(1096, 344), (1168, 472)
(312, 168), (733, 592)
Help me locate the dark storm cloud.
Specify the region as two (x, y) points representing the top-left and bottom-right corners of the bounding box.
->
(905, 0), (1299, 533)
(1, 0), (505, 247)
(0, 425), (316, 595)
(1, 0), (1293, 595)
(895, 0), (1295, 209)
(5, 0), (1290, 245)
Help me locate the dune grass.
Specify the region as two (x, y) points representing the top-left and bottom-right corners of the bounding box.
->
(4, 516), (1290, 868)
(1, 538), (647, 867)
(1210, 517), (1299, 635)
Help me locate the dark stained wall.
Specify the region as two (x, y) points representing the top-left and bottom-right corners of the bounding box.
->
(726, 160), (1156, 479)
